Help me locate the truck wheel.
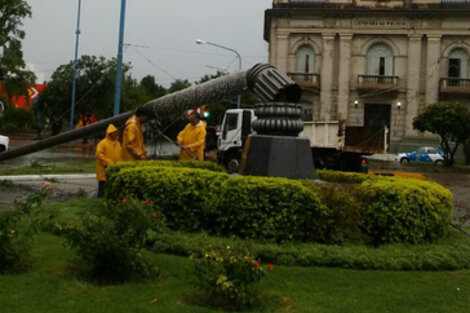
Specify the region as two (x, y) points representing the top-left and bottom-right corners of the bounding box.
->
(226, 158), (240, 173)
(400, 157), (409, 164)
(434, 160), (443, 166)
(0, 145), (5, 152)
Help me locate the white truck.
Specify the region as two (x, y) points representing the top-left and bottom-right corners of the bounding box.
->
(217, 109), (388, 173)
(0, 134), (9, 152)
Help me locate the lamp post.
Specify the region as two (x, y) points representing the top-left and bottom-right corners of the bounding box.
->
(113, 0), (127, 116)
(196, 39), (242, 108)
(69, 0), (82, 129)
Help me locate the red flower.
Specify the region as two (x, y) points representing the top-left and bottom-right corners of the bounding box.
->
(267, 264), (274, 271)
(254, 261), (260, 268)
(122, 198), (128, 204)
(151, 212), (157, 219)
(67, 222), (72, 227)
(143, 200), (155, 206)
(244, 254), (251, 261)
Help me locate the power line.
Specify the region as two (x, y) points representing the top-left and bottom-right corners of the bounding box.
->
(130, 46), (178, 81)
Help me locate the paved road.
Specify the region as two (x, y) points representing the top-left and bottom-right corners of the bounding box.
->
(0, 176), (97, 210)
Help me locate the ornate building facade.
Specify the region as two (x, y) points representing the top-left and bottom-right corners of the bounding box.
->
(265, 0), (470, 152)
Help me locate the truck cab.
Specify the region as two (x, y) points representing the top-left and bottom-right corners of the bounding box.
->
(217, 109), (255, 172)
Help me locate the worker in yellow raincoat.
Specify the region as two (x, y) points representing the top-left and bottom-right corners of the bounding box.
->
(96, 124), (122, 198)
(122, 107), (149, 161)
(177, 111), (207, 161)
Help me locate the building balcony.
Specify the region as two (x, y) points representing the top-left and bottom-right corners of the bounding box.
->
(288, 72), (321, 90)
(357, 75), (399, 94)
(440, 77), (470, 95)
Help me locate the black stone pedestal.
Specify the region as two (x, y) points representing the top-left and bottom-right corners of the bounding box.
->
(240, 135), (315, 179)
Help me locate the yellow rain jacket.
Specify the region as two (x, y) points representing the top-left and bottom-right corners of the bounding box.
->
(96, 124), (122, 181)
(177, 121), (207, 161)
(122, 115), (147, 161)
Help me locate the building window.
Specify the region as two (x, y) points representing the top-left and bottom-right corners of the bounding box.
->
(295, 45), (315, 73)
(448, 48), (468, 78)
(366, 43), (394, 76)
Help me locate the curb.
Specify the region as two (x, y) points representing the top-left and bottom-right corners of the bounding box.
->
(0, 174), (96, 181)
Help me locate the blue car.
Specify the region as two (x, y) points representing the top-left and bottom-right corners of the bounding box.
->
(395, 146), (444, 165)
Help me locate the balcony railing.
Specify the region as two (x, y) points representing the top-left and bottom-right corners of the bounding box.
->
(440, 77), (470, 95)
(288, 72), (321, 89)
(358, 75), (399, 86)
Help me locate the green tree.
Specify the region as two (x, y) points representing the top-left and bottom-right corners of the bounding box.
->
(140, 75), (167, 99)
(37, 55), (134, 134)
(413, 102), (470, 166)
(168, 79), (191, 94)
(0, 0), (36, 107)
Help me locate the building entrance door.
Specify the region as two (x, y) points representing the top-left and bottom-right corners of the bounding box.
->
(364, 103), (391, 149)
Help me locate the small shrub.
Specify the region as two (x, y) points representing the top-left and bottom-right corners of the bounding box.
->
(214, 176), (328, 242)
(191, 241), (269, 310)
(0, 185), (53, 273)
(0, 210), (32, 273)
(302, 181), (367, 244)
(65, 198), (161, 283)
(106, 166), (229, 232)
(359, 178), (453, 245)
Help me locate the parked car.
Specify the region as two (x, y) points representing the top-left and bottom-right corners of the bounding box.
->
(0, 134), (9, 152)
(395, 146), (444, 165)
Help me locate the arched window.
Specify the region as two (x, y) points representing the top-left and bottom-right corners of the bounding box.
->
(295, 45), (315, 73)
(448, 48), (468, 78)
(366, 43), (394, 76)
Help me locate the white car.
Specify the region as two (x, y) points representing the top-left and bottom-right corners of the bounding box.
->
(0, 134), (9, 152)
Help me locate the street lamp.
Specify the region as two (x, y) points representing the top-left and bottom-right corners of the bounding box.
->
(113, 0), (127, 116)
(196, 39), (242, 108)
(69, 0), (82, 129)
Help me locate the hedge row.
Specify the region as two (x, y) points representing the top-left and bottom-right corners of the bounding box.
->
(107, 165), (327, 242)
(107, 165), (453, 245)
(315, 169), (371, 184)
(106, 160), (223, 180)
(150, 230), (470, 271)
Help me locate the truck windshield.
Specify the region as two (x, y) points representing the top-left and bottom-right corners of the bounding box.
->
(225, 113), (238, 131)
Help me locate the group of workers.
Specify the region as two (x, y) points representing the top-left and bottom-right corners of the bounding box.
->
(95, 107), (206, 197)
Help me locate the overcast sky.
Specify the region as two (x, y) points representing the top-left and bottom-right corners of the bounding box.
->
(22, 0), (272, 86)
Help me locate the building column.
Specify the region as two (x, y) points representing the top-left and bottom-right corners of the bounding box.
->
(425, 34), (442, 108)
(337, 33), (353, 121)
(320, 33), (335, 121)
(405, 35), (423, 137)
(275, 33), (289, 73)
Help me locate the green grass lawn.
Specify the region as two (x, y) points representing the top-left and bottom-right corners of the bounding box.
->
(1, 231), (469, 313)
(0, 159), (95, 176)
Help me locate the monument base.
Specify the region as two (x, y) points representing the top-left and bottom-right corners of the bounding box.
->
(240, 135), (315, 179)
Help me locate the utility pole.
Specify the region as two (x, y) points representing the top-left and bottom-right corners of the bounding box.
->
(69, 0), (82, 129)
(113, 0), (127, 116)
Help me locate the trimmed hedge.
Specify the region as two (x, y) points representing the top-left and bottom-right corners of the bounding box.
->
(107, 166), (328, 242)
(316, 169), (371, 184)
(107, 167), (229, 232)
(213, 176), (327, 242)
(107, 166), (453, 245)
(150, 230), (470, 271)
(360, 178), (453, 245)
(106, 160), (223, 180)
(315, 170), (453, 245)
